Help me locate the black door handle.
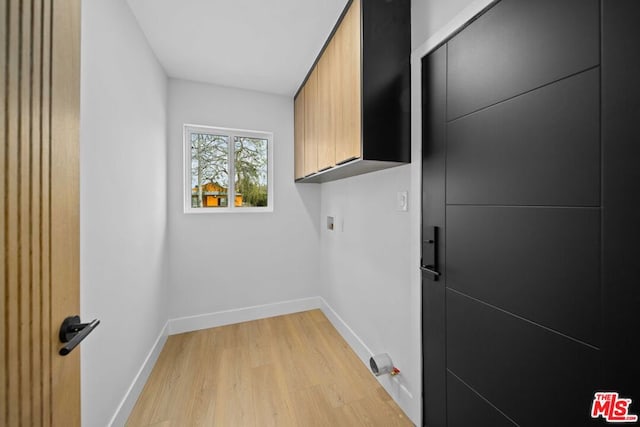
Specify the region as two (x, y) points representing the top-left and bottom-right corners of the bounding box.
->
(58, 315), (100, 356)
(421, 265), (441, 279)
(421, 225), (440, 281)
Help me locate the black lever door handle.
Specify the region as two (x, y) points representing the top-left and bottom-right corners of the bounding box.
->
(421, 265), (441, 279)
(59, 315), (100, 356)
(421, 225), (440, 281)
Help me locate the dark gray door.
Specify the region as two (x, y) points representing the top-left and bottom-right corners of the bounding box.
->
(421, 0), (640, 425)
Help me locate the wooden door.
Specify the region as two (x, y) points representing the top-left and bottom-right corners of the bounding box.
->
(2, 0), (81, 425)
(421, 0), (639, 425)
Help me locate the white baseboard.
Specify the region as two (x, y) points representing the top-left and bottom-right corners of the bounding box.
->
(318, 298), (374, 363)
(167, 296), (323, 335)
(108, 321), (169, 427)
(318, 298), (417, 425)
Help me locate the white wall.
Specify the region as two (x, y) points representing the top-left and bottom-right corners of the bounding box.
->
(80, 0), (169, 425)
(167, 80), (321, 318)
(411, 0), (486, 50)
(317, 0), (483, 424)
(319, 165), (419, 419)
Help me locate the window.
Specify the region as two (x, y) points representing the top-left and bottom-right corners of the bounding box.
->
(184, 124), (273, 213)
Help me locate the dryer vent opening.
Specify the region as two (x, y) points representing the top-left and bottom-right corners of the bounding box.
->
(369, 353), (398, 376)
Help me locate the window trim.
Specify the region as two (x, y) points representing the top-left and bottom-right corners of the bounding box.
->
(183, 124), (274, 214)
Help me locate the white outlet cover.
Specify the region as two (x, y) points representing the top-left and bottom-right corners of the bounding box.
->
(397, 191), (408, 211)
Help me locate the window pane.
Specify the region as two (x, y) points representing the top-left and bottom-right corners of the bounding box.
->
(234, 136), (268, 207)
(191, 133), (229, 208)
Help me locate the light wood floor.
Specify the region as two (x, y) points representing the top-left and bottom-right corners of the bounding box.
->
(126, 309), (413, 426)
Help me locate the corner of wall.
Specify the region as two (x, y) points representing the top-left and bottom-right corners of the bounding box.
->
(107, 322), (169, 427)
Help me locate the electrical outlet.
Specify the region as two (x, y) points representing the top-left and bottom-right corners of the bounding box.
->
(397, 191), (408, 211)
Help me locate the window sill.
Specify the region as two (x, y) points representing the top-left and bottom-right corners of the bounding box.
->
(183, 207), (274, 214)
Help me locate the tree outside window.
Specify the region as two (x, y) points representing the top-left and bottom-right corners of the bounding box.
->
(185, 125), (273, 213)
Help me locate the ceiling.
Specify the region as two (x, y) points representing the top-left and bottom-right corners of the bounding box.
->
(126, 0), (348, 96)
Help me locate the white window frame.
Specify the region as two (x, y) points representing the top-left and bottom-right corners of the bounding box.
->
(183, 124), (274, 214)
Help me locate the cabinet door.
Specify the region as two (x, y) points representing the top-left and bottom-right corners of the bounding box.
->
(331, 15), (346, 164)
(317, 39), (335, 171)
(303, 66), (319, 176)
(335, 0), (361, 164)
(294, 87), (305, 179)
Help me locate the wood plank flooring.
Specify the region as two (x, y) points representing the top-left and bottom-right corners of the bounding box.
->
(126, 309), (413, 426)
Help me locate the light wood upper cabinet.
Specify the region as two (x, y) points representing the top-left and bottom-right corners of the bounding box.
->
(294, 0), (410, 183)
(294, 86), (305, 179)
(335, 0), (362, 165)
(317, 38), (336, 171)
(303, 66), (319, 177)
